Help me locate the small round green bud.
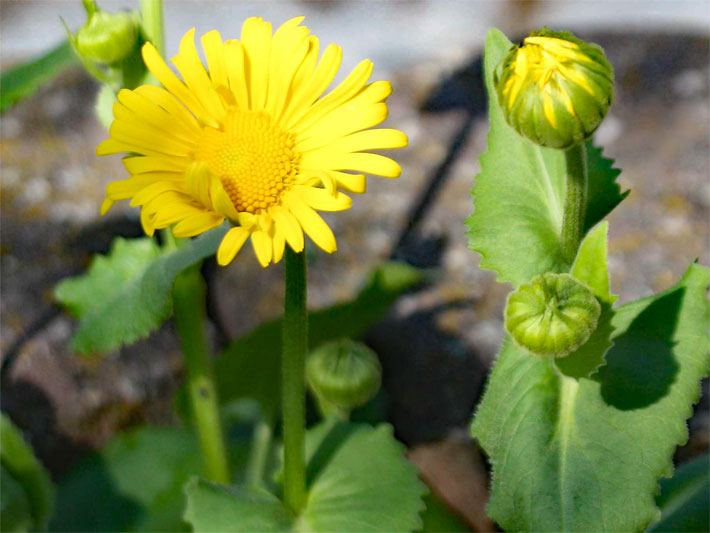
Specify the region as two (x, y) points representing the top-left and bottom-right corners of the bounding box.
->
(306, 339), (382, 414)
(494, 28), (614, 149)
(76, 6), (138, 65)
(505, 273), (601, 358)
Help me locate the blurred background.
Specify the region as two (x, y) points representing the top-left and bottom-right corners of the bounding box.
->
(1, 1), (709, 530)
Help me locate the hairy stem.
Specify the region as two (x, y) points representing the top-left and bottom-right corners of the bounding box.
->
(561, 143), (588, 265)
(140, 0), (164, 55)
(173, 265), (230, 484)
(282, 248), (308, 514)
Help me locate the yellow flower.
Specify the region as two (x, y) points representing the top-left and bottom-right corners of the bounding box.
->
(99, 17), (407, 266)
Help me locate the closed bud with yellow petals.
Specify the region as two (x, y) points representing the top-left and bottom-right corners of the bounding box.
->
(494, 28), (614, 149)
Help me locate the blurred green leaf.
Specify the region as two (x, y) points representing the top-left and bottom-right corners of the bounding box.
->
(0, 40), (79, 114)
(184, 422), (427, 532)
(94, 83), (116, 129)
(419, 492), (469, 532)
(0, 414), (54, 531)
(55, 226), (228, 354)
(649, 454), (709, 532)
(465, 29), (627, 286)
(211, 262), (423, 418)
(472, 263), (710, 531)
(1, 465), (34, 532)
(50, 415), (258, 533)
(50, 426), (201, 532)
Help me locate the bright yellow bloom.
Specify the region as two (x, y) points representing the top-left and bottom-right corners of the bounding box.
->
(99, 17), (407, 266)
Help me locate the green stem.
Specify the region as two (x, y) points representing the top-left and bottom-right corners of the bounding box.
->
(173, 264), (230, 484)
(282, 248), (308, 514)
(140, 0), (164, 56)
(561, 143), (588, 265)
(245, 418), (274, 486)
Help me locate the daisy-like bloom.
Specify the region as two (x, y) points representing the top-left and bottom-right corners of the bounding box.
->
(99, 17), (407, 266)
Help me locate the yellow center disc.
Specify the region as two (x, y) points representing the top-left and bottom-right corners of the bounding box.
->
(196, 110), (298, 214)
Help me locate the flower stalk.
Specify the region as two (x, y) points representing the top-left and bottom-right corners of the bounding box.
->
(282, 248), (308, 514)
(172, 264), (231, 484)
(561, 143), (588, 265)
(139, 0), (163, 56)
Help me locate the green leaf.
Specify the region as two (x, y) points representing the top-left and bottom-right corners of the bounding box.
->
(184, 422), (427, 532)
(184, 481), (292, 532)
(650, 453), (709, 532)
(1, 465), (34, 532)
(0, 40), (79, 114)
(466, 29), (627, 286)
(50, 418), (256, 532)
(50, 426), (203, 532)
(419, 492), (469, 533)
(55, 226), (228, 354)
(472, 263), (710, 531)
(556, 221), (617, 378)
(211, 262), (422, 418)
(0, 414), (54, 531)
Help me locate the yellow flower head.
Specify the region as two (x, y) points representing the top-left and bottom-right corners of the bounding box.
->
(99, 17), (407, 266)
(494, 28), (613, 149)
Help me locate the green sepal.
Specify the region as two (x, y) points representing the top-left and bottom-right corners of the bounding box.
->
(494, 27), (614, 149)
(505, 272), (601, 358)
(306, 339), (382, 417)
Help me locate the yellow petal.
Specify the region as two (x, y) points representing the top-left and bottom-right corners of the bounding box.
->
(130, 181), (184, 207)
(123, 156), (190, 174)
(330, 171), (366, 193)
(107, 173), (183, 200)
(240, 17), (272, 110)
(295, 186), (352, 212)
(302, 151), (401, 178)
(172, 212), (224, 237)
(291, 59), (373, 134)
(217, 226), (250, 265)
(100, 197), (114, 216)
(265, 19), (310, 120)
(134, 85), (202, 135)
(141, 41), (207, 119)
(315, 128), (408, 154)
(269, 205), (304, 252)
(185, 161), (213, 208)
(295, 103), (388, 152)
(281, 42), (341, 127)
(223, 40), (249, 110)
(272, 230), (286, 264)
(140, 207), (156, 236)
(116, 89), (199, 143)
(285, 193), (336, 253)
(171, 29), (225, 122)
(111, 106), (197, 155)
(201, 30), (229, 89)
(251, 229), (273, 267)
(210, 179), (240, 220)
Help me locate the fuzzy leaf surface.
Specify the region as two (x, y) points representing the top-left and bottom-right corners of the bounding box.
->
(184, 422), (427, 532)
(466, 29), (627, 286)
(55, 226), (228, 354)
(556, 221), (617, 378)
(472, 264), (710, 531)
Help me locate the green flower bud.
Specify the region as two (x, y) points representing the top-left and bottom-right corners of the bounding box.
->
(494, 28), (614, 149)
(76, 2), (138, 65)
(306, 339), (382, 417)
(505, 273), (601, 358)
